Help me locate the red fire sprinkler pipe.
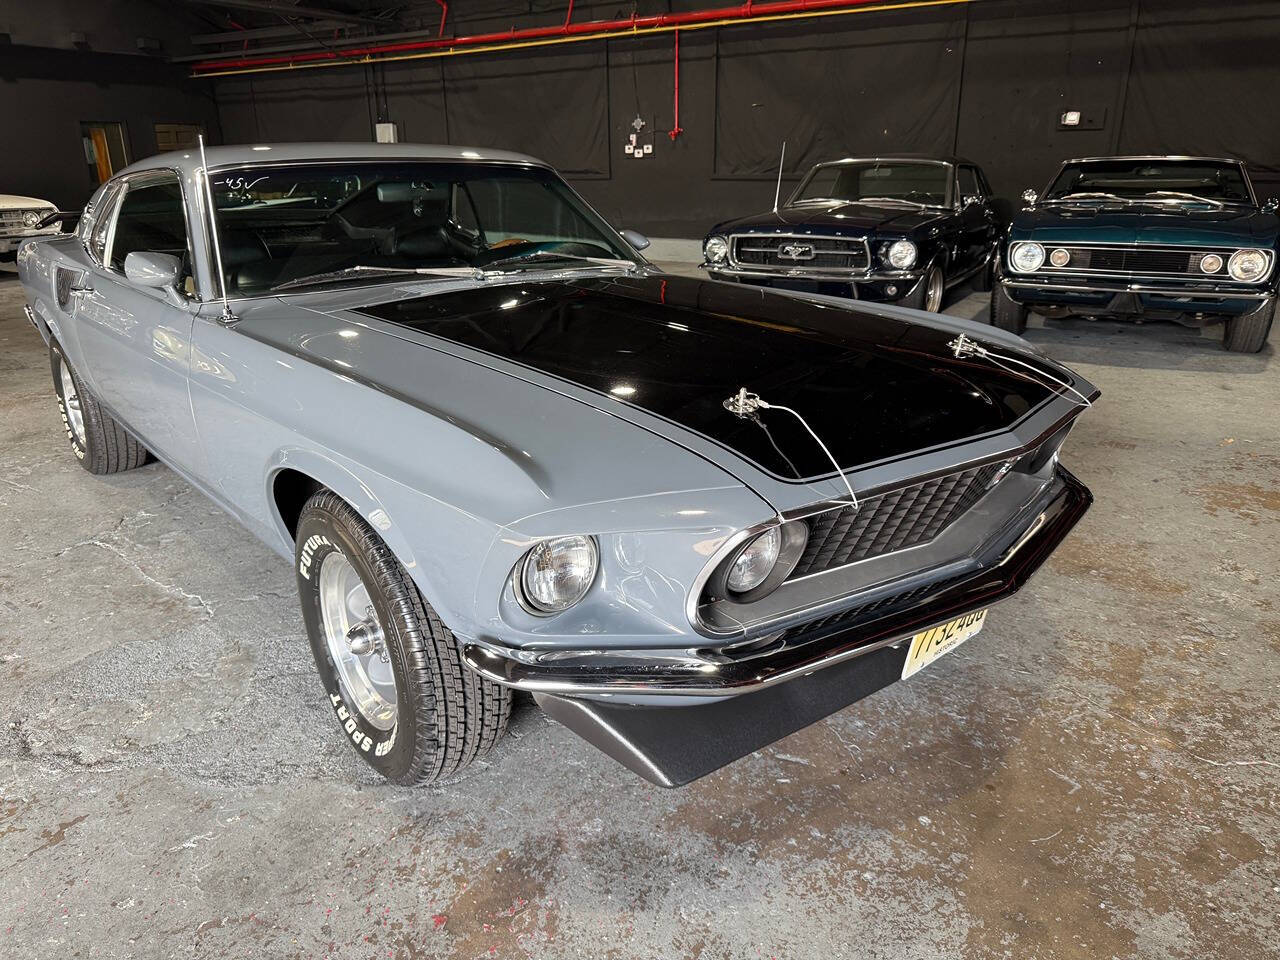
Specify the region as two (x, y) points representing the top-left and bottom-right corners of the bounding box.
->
(668, 30), (683, 141)
(434, 0), (449, 37)
(564, 0), (575, 28)
(189, 0), (949, 75)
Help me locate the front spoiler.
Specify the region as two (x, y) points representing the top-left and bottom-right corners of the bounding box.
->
(522, 468), (1091, 786)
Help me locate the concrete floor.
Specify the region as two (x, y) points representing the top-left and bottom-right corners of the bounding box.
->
(2, 261), (1278, 960)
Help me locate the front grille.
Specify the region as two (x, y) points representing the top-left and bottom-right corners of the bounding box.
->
(789, 462), (1004, 580)
(1047, 245), (1235, 277)
(731, 234), (869, 272)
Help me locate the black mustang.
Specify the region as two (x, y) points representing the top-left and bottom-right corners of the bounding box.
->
(701, 156), (1004, 312)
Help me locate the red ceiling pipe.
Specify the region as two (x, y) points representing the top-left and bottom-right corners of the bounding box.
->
(564, 0), (575, 27)
(191, 0), (895, 73)
(434, 0), (449, 37)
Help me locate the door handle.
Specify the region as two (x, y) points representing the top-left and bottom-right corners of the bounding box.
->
(68, 285), (94, 297)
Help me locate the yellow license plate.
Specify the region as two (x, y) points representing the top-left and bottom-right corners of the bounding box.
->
(901, 610), (988, 680)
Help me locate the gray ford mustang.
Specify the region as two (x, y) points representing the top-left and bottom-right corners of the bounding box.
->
(17, 143), (1097, 787)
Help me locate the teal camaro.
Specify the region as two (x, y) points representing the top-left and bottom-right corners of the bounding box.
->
(992, 156), (1278, 352)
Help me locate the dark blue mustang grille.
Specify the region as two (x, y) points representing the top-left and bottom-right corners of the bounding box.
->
(732, 235), (869, 270)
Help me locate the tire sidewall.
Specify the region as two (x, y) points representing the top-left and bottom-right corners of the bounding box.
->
(295, 507), (421, 780)
(49, 343), (89, 464)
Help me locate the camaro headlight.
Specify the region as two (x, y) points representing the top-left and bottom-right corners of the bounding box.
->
(887, 239), (917, 270)
(704, 235), (729, 265)
(22, 210), (40, 228)
(1199, 253), (1224, 274)
(1228, 248), (1269, 282)
(1049, 248), (1071, 268)
(1010, 241), (1045, 273)
(517, 535), (598, 614)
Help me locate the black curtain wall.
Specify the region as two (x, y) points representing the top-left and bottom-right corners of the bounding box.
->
(209, 0), (1280, 235)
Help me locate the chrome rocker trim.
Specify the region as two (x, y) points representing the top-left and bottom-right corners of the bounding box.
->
(462, 467), (1091, 698)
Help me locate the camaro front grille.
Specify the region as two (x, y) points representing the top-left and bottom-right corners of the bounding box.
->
(1044, 244), (1247, 278)
(788, 462), (1004, 580)
(731, 234), (870, 271)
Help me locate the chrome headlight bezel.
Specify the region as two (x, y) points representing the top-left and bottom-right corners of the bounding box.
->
(1199, 253), (1224, 275)
(704, 235), (729, 265)
(1227, 247), (1269, 283)
(515, 535), (599, 616)
(886, 238), (918, 270)
(706, 519), (809, 604)
(21, 210), (41, 229)
(1010, 241), (1046, 273)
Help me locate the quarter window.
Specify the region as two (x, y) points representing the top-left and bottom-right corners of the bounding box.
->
(958, 166), (982, 200)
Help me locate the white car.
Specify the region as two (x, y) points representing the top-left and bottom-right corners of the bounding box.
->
(1, 194), (62, 261)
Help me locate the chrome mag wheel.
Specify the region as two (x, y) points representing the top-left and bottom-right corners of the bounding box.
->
(925, 267), (944, 313)
(60, 363), (85, 446)
(318, 549), (398, 730)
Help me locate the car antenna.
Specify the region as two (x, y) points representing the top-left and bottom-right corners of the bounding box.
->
(197, 134), (236, 325)
(772, 141), (787, 214)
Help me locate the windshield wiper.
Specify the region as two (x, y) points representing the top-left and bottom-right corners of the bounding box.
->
(1046, 192), (1130, 204)
(271, 264), (483, 292)
(480, 250), (638, 273)
(1142, 190), (1225, 208)
(852, 196), (926, 208)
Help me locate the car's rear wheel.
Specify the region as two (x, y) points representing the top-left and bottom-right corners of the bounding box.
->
(990, 280), (1028, 335)
(49, 342), (148, 474)
(295, 491), (511, 784)
(1222, 299), (1275, 353)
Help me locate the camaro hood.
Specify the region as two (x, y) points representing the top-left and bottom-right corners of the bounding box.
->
(339, 273), (1077, 498)
(712, 201), (945, 236)
(1013, 203), (1279, 246)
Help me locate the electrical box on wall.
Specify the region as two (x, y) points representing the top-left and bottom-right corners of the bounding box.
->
(1058, 108), (1106, 131)
(375, 122), (398, 143)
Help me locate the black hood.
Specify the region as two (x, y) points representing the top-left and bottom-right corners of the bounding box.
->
(713, 201), (946, 237)
(357, 274), (1064, 483)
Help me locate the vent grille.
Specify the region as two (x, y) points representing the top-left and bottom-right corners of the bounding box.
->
(771, 573), (970, 647)
(789, 462), (1004, 580)
(1046, 245), (1238, 277)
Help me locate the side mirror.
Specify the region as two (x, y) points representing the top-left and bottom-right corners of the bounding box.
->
(620, 228), (650, 252)
(124, 251), (186, 307)
(1021, 188), (1039, 205)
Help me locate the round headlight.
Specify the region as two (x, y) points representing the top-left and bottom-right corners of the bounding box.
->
(1049, 248), (1071, 268)
(704, 235), (729, 265)
(726, 527), (781, 594)
(887, 239), (917, 270)
(1010, 241), (1045, 273)
(1227, 248), (1268, 282)
(518, 535), (598, 614)
(22, 210), (40, 228)
(1199, 253), (1224, 274)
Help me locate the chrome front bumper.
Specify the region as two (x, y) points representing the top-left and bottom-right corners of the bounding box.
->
(463, 466), (1091, 699)
(1003, 275), (1273, 300)
(703, 262), (922, 284)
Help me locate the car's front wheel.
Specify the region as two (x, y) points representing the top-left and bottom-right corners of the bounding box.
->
(1222, 298), (1275, 353)
(295, 491), (511, 784)
(899, 263), (945, 313)
(990, 280), (1028, 334)
(49, 342), (148, 474)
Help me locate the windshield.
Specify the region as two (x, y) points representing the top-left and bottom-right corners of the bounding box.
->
(207, 161), (640, 295)
(1044, 160), (1252, 204)
(792, 161), (951, 207)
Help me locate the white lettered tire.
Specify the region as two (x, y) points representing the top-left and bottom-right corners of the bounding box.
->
(295, 491), (511, 783)
(49, 341), (148, 474)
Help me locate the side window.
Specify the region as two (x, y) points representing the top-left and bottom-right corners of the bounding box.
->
(975, 167), (993, 197)
(109, 176), (189, 275)
(958, 166), (982, 200)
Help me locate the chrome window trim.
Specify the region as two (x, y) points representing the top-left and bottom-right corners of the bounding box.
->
(727, 232), (873, 277)
(1040, 157), (1259, 207)
(788, 157), (955, 208)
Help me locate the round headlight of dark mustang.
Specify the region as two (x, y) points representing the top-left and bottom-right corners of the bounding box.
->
(887, 239), (917, 270)
(710, 520), (809, 603)
(1228, 248), (1269, 282)
(517, 535), (598, 614)
(704, 235), (729, 265)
